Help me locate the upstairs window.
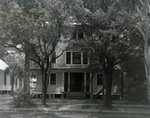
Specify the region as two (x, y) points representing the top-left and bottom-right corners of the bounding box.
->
(97, 74), (103, 85)
(66, 52), (71, 64)
(73, 52), (81, 64)
(49, 73), (56, 84)
(66, 52), (88, 64)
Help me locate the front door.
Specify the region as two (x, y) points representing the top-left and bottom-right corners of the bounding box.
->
(70, 73), (84, 92)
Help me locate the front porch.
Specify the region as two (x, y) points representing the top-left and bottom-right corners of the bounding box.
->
(63, 72), (91, 98)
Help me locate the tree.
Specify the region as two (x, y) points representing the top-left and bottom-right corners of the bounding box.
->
(136, 0), (150, 105)
(0, 0), (69, 107)
(68, 0), (142, 109)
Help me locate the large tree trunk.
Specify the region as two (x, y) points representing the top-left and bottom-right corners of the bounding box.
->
(41, 55), (50, 107)
(136, 0), (150, 105)
(104, 58), (114, 109)
(102, 73), (106, 100)
(10, 73), (14, 95)
(90, 73), (95, 101)
(144, 47), (150, 104)
(41, 72), (48, 107)
(24, 52), (30, 95)
(121, 69), (124, 101)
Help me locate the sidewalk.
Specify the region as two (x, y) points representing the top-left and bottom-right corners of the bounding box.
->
(0, 96), (150, 115)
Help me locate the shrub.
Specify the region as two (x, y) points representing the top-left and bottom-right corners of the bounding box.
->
(12, 88), (36, 108)
(127, 81), (149, 104)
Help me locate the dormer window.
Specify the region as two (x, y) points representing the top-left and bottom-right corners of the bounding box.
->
(73, 29), (83, 39)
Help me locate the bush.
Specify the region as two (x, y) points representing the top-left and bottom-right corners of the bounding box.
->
(12, 88), (36, 108)
(127, 82), (149, 104)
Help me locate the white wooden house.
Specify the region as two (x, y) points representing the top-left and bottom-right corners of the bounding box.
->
(0, 59), (11, 94)
(33, 36), (120, 99)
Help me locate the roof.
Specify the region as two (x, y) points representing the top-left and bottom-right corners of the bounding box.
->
(0, 59), (8, 70)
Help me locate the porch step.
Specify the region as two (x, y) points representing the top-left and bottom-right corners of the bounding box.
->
(67, 92), (85, 99)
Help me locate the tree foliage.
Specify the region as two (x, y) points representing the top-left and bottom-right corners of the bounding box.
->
(68, 0), (143, 109)
(0, 0), (69, 107)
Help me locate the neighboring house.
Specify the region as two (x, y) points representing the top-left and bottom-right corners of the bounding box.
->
(33, 34), (120, 99)
(0, 59), (11, 94)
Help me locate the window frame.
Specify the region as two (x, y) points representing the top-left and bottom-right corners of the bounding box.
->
(49, 73), (57, 85)
(83, 52), (88, 64)
(73, 29), (84, 39)
(66, 52), (88, 65)
(72, 52), (81, 64)
(66, 52), (71, 64)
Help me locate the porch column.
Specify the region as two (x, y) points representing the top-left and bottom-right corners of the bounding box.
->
(68, 72), (70, 92)
(71, 52), (73, 64)
(84, 72), (86, 92)
(62, 73), (64, 98)
(89, 73), (91, 92)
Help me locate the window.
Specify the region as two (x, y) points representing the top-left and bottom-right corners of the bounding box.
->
(66, 52), (88, 64)
(31, 72), (36, 78)
(73, 52), (81, 64)
(83, 52), (88, 64)
(19, 79), (22, 87)
(51, 52), (56, 63)
(15, 78), (17, 87)
(66, 52), (71, 64)
(97, 74), (103, 85)
(49, 73), (56, 84)
(73, 29), (83, 39)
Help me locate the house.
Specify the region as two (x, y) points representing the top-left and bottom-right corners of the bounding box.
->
(33, 36), (120, 99)
(0, 59), (11, 94)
